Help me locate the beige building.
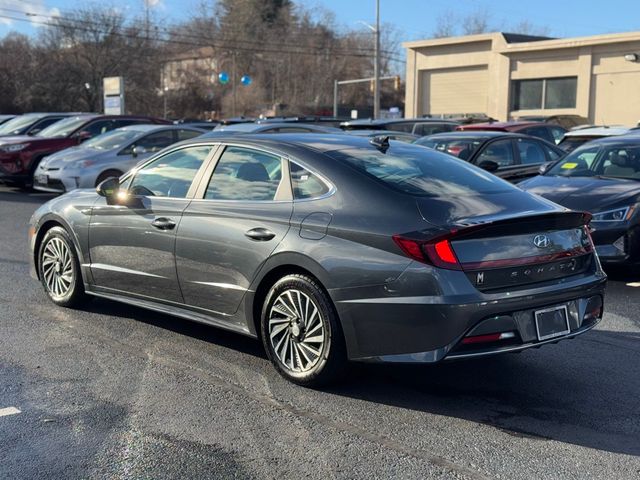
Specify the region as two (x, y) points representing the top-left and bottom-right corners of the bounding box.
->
(162, 47), (217, 91)
(403, 31), (640, 126)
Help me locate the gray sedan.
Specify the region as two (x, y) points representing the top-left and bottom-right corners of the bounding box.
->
(33, 124), (204, 193)
(28, 134), (605, 386)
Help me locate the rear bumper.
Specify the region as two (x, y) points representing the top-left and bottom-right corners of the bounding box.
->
(332, 265), (606, 363)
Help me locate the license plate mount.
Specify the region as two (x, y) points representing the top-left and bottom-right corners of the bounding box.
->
(35, 174), (48, 185)
(535, 305), (570, 341)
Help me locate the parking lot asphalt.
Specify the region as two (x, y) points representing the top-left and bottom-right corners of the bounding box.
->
(1, 184), (639, 479)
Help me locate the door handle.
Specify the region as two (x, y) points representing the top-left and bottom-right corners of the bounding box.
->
(151, 217), (176, 230)
(245, 227), (276, 241)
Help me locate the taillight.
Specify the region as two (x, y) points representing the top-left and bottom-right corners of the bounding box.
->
(392, 235), (462, 270)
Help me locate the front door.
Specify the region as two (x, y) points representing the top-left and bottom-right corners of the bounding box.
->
(88, 144), (215, 302)
(176, 145), (293, 318)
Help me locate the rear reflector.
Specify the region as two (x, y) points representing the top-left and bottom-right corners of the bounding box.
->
(462, 332), (516, 344)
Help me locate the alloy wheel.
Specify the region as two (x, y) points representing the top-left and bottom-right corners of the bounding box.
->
(41, 237), (74, 299)
(268, 289), (326, 373)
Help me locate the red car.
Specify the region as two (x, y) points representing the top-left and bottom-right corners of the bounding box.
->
(0, 114), (169, 188)
(456, 121), (566, 145)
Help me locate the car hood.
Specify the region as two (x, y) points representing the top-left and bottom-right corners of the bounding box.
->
(41, 147), (106, 168)
(415, 188), (564, 227)
(0, 135), (33, 145)
(519, 175), (640, 212)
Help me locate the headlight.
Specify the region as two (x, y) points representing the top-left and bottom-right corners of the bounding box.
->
(592, 206), (635, 222)
(1, 143), (27, 153)
(65, 159), (96, 170)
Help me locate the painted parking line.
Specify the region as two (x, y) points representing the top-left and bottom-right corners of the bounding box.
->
(0, 407), (21, 417)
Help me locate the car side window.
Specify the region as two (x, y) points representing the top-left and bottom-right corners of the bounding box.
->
(475, 139), (515, 167)
(550, 126), (566, 144)
(128, 145), (212, 198)
(80, 120), (115, 138)
(385, 122), (414, 133)
(30, 117), (63, 134)
(290, 162), (330, 199)
(205, 146), (283, 201)
(134, 130), (175, 153)
(177, 129), (203, 141)
(517, 139), (547, 165)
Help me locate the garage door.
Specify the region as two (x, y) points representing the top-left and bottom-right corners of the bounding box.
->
(420, 66), (488, 116)
(591, 72), (640, 126)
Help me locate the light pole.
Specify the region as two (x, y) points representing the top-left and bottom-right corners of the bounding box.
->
(374, 0), (380, 119)
(357, 0), (381, 119)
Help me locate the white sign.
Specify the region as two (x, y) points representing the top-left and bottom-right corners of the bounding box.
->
(351, 109), (358, 119)
(103, 76), (124, 114)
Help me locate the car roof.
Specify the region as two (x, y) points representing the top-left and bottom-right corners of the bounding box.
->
(178, 132), (410, 154)
(459, 121), (543, 130)
(117, 124), (204, 133)
(563, 126), (630, 137)
(212, 122), (340, 133)
(340, 118), (458, 127)
(346, 129), (419, 137)
(422, 131), (523, 140)
(572, 132), (640, 146)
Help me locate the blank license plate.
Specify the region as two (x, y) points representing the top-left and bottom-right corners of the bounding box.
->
(35, 174), (48, 185)
(535, 305), (570, 341)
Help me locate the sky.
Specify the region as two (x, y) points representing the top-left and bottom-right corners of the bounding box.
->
(1, 0), (638, 43)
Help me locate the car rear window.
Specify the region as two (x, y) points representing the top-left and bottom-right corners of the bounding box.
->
(324, 143), (514, 197)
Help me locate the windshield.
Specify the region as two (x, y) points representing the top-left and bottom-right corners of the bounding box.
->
(415, 136), (483, 161)
(83, 129), (140, 150)
(546, 144), (640, 179)
(324, 143), (514, 197)
(0, 114), (44, 135)
(37, 116), (89, 138)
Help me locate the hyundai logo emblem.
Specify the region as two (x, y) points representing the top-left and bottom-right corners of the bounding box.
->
(533, 234), (551, 248)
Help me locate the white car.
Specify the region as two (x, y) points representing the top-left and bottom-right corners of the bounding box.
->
(33, 124), (204, 193)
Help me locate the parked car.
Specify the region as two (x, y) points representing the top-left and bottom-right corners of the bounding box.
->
(33, 124), (205, 193)
(557, 126), (630, 153)
(415, 131), (565, 182)
(0, 114), (16, 126)
(0, 114), (169, 188)
(456, 121), (566, 145)
(339, 118), (459, 136)
(0, 112), (82, 137)
(520, 135), (640, 266)
(345, 129), (419, 143)
(515, 115), (590, 130)
(28, 133), (605, 386)
(211, 122), (342, 134)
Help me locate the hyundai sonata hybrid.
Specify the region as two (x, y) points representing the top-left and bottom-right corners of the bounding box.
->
(29, 134), (606, 386)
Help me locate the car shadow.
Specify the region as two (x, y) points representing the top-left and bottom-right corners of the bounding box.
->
(80, 295), (639, 458)
(82, 297), (266, 360)
(324, 328), (640, 457)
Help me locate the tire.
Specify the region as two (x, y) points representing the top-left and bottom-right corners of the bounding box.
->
(95, 170), (123, 187)
(38, 226), (88, 307)
(260, 274), (346, 387)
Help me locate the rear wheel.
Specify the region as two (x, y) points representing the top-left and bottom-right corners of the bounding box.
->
(38, 226), (88, 307)
(261, 274), (346, 387)
(95, 169), (123, 187)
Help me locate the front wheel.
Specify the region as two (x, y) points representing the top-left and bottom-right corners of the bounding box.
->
(38, 226), (88, 307)
(261, 274), (346, 387)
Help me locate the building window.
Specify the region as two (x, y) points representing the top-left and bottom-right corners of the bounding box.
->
(512, 77), (577, 110)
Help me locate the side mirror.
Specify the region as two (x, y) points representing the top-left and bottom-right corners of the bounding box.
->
(28, 128), (42, 136)
(96, 177), (120, 202)
(539, 163), (549, 175)
(478, 160), (499, 172)
(132, 145), (147, 158)
(75, 131), (92, 143)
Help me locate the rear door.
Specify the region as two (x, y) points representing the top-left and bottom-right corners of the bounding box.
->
(88, 144), (215, 302)
(175, 144), (293, 317)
